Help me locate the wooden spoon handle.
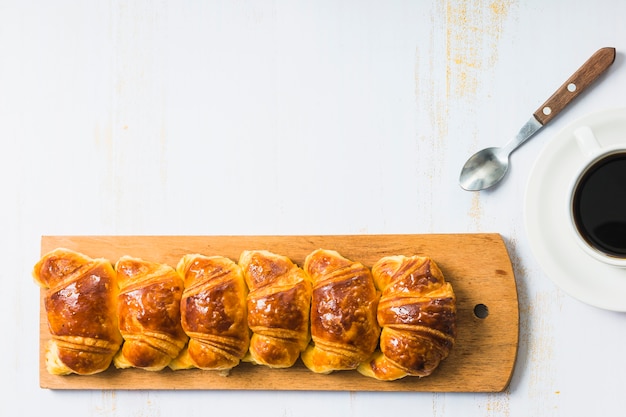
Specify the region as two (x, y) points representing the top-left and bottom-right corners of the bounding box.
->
(533, 47), (616, 125)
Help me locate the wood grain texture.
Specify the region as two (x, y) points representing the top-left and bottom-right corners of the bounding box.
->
(533, 47), (615, 125)
(39, 234), (519, 392)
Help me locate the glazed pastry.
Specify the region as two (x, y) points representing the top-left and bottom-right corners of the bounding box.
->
(301, 249), (380, 373)
(239, 250), (312, 368)
(32, 248), (122, 375)
(169, 254), (249, 374)
(357, 255), (456, 380)
(114, 256), (188, 371)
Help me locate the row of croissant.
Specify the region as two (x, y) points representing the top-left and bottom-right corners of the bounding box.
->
(33, 247), (457, 381)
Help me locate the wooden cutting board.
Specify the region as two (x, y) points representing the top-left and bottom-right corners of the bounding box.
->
(38, 234), (518, 392)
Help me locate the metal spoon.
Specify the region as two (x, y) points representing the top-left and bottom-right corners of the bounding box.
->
(459, 47), (616, 191)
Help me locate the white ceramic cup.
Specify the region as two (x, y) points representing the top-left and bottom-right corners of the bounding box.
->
(568, 125), (626, 267)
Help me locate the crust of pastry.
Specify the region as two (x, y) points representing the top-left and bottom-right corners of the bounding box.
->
(169, 254), (249, 374)
(301, 249), (380, 373)
(114, 256), (188, 371)
(357, 255), (456, 380)
(33, 248), (122, 375)
(239, 250), (312, 368)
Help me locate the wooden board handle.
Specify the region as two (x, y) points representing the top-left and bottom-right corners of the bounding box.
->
(533, 47), (615, 125)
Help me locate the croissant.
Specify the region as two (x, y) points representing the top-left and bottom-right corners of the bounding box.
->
(301, 249), (380, 373)
(239, 250), (312, 368)
(114, 256), (188, 371)
(32, 248), (122, 375)
(357, 255), (456, 380)
(169, 254), (249, 374)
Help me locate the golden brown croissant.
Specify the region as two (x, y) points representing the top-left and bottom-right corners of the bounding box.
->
(301, 249), (380, 373)
(239, 250), (312, 368)
(32, 248), (122, 375)
(357, 255), (456, 380)
(169, 254), (249, 374)
(114, 256), (188, 371)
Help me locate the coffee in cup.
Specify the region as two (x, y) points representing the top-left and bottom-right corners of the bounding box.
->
(569, 126), (626, 267)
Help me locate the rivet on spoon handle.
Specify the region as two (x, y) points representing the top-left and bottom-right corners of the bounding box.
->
(533, 47), (616, 125)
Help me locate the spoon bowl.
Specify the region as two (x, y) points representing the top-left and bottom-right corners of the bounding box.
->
(459, 147), (509, 191)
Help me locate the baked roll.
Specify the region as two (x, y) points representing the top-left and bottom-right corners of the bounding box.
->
(169, 254), (249, 374)
(114, 256), (188, 371)
(301, 249), (380, 373)
(32, 248), (122, 375)
(239, 250), (312, 368)
(357, 255), (456, 380)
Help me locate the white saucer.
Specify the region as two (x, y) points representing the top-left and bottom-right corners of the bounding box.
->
(524, 107), (626, 312)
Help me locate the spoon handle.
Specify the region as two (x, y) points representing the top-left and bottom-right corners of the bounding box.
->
(532, 47), (616, 125)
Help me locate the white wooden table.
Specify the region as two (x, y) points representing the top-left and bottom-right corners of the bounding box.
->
(2, 1), (626, 416)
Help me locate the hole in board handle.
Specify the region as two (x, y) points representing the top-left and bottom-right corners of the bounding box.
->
(473, 303), (489, 319)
